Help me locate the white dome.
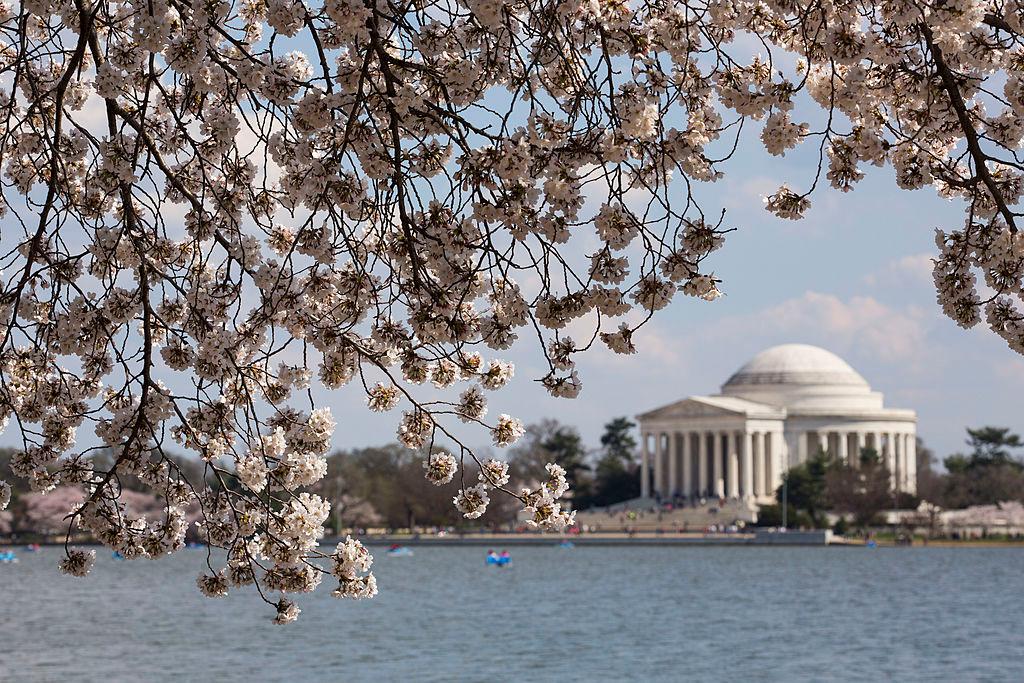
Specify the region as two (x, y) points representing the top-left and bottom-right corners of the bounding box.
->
(720, 344), (881, 412)
(723, 344), (868, 388)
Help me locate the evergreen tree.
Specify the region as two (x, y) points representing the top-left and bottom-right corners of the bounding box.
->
(599, 417), (638, 465)
(509, 419), (594, 508)
(590, 418), (640, 507)
(963, 427), (1023, 469)
(825, 448), (893, 527)
(776, 451), (832, 528)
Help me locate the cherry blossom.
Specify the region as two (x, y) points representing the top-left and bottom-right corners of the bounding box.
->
(2, 0), (1023, 623)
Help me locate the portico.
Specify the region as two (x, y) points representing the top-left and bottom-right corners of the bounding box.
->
(637, 344), (917, 503)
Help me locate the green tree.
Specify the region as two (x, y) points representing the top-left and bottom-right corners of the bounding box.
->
(916, 437), (935, 473)
(963, 427), (1023, 469)
(825, 448), (893, 527)
(599, 417), (637, 464)
(509, 419), (593, 508)
(542, 427), (589, 489)
(915, 437), (947, 504)
(753, 502), (810, 528)
(589, 418), (640, 508)
(776, 450), (832, 528)
(319, 445), (518, 530)
(938, 427), (1024, 508)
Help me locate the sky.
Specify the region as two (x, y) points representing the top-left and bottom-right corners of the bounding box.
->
(2, 38), (1019, 467)
(6, 107), (1015, 466)
(310, 129), (1020, 465)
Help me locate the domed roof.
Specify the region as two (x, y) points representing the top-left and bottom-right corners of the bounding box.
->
(717, 344), (883, 412)
(723, 344), (869, 389)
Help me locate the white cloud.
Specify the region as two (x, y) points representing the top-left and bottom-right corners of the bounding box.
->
(720, 175), (827, 236)
(687, 291), (932, 365)
(863, 252), (934, 288)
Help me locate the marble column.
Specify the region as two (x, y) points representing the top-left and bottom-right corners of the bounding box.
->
(907, 435), (917, 494)
(753, 436), (761, 499)
(798, 432), (809, 464)
(713, 432), (724, 498)
(640, 432), (650, 499)
(770, 431), (784, 492)
(901, 434), (911, 493)
(838, 432), (849, 464)
(855, 432), (866, 466)
(817, 431), (828, 456)
(698, 432), (708, 496)
(885, 432), (896, 489)
(893, 433), (902, 494)
(726, 431), (739, 498)
(682, 432), (692, 497)
(663, 436), (671, 493)
(652, 434), (662, 497)
(741, 431), (754, 499)
(896, 434), (904, 491)
(669, 433), (679, 498)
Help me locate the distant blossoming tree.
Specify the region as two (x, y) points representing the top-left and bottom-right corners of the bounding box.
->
(1, 0), (1023, 621)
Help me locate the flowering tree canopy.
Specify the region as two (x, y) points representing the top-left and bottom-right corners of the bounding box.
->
(1, 0), (1023, 621)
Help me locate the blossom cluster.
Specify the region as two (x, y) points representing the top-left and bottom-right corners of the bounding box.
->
(1, 0), (1021, 622)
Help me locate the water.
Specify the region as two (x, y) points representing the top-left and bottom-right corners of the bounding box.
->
(1, 545), (1021, 682)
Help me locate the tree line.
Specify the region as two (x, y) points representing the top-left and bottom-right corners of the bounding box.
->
(0, 417), (642, 535)
(5, 424), (1023, 537)
(316, 417), (643, 530)
(761, 427), (1024, 530)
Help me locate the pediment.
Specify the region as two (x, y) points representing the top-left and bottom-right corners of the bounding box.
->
(638, 397), (742, 420)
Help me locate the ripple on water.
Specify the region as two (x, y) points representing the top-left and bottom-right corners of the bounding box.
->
(1, 545), (1022, 682)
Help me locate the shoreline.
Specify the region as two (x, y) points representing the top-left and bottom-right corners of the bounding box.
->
(5, 534), (1024, 549)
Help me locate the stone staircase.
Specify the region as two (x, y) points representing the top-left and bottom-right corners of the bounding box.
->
(574, 497), (759, 532)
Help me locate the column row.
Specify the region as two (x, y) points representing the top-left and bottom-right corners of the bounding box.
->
(642, 430), (785, 501)
(802, 430), (917, 494)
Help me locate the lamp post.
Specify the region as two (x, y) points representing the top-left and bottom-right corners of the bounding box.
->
(781, 475), (788, 530)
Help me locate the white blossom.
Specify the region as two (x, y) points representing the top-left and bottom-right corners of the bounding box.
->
(479, 459), (510, 488)
(491, 414), (525, 447)
(1, 0), (1019, 624)
(197, 570), (230, 598)
(273, 599), (301, 625)
(58, 550), (96, 577)
(236, 455), (269, 493)
(453, 483), (490, 519)
(764, 186), (811, 220)
(423, 452), (458, 485)
(600, 323), (637, 355)
(367, 383), (401, 412)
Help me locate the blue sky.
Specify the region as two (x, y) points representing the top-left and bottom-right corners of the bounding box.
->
(2, 45), (1016, 467)
(5, 118), (1010, 465)
(312, 130), (1019, 464)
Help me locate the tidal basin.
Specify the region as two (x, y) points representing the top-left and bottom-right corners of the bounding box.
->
(2, 545), (1021, 682)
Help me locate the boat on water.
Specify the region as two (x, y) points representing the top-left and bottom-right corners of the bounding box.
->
(24, 544), (40, 552)
(0, 551), (18, 563)
(486, 550), (511, 567)
(112, 551), (126, 560)
(386, 544), (414, 557)
(558, 540), (575, 549)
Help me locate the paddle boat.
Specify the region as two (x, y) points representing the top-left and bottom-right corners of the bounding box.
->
(486, 550), (511, 567)
(112, 551), (126, 560)
(386, 544), (414, 557)
(24, 543), (40, 552)
(558, 540), (575, 549)
(0, 550), (18, 563)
